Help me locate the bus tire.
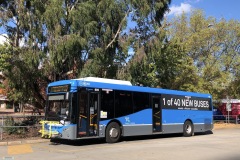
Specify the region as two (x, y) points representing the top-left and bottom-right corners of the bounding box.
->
(183, 120), (193, 137)
(106, 122), (121, 143)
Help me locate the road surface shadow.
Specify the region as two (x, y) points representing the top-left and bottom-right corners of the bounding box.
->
(50, 138), (105, 146)
(194, 130), (213, 136)
(50, 131), (213, 146)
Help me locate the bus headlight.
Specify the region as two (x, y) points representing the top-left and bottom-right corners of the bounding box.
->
(60, 120), (65, 125)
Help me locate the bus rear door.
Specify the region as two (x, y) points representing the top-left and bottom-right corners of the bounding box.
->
(152, 95), (162, 132)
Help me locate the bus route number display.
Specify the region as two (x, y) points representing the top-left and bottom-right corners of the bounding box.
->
(48, 85), (70, 93)
(161, 94), (211, 111)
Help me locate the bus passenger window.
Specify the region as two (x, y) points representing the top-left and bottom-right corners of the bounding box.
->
(115, 91), (133, 118)
(132, 92), (150, 112)
(101, 90), (114, 119)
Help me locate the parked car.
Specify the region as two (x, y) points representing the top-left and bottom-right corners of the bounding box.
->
(213, 106), (225, 120)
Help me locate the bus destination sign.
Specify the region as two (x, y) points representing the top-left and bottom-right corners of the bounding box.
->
(161, 94), (211, 111)
(48, 85), (70, 93)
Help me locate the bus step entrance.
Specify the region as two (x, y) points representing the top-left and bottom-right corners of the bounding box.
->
(79, 132), (87, 136)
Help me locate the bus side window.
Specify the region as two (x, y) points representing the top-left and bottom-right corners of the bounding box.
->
(101, 90), (114, 119)
(132, 92), (150, 112)
(115, 91), (133, 118)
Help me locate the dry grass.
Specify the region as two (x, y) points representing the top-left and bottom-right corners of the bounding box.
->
(213, 123), (240, 129)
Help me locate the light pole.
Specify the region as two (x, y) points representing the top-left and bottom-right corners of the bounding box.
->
(226, 96), (231, 123)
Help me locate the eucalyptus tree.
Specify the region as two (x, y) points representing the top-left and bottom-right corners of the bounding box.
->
(0, 0), (172, 108)
(79, 0), (172, 79)
(119, 0), (172, 85)
(187, 11), (240, 99)
(0, 0), (47, 107)
(168, 10), (240, 99)
(128, 24), (186, 88)
(220, 20), (240, 99)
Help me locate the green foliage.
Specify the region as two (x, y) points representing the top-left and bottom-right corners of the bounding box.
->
(166, 9), (240, 100)
(0, 45), (13, 71)
(5, 103), (12, 109)
(4, 117), (17, 135)
(128, 23), (186, 89)
(3, 117), (26, 135)
(0, 0), (172, 108)
(1, 0), (240, 104)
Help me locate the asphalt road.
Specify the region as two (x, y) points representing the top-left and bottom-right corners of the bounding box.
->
(1, 128), (240, 160)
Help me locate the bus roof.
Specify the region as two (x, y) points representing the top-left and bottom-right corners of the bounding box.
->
(76, 77), (132, 86)
(48, 77), (211, 98)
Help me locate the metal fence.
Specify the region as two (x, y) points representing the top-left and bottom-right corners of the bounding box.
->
(0, 115), (239, 141)
(0, 115), (44, 141)
(213, 115), (239, 124)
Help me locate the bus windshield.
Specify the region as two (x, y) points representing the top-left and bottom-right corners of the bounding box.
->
(46, 99), (70, 121)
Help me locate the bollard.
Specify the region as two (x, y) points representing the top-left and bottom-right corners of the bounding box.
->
(0, 127), (2, 140)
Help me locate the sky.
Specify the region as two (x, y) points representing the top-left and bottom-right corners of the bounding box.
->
(1, 0), (240, 45)
(168, 0), (240, 20)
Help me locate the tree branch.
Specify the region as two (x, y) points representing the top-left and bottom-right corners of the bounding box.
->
(70, 0), (79, 11)
(106, 9), (130, 50)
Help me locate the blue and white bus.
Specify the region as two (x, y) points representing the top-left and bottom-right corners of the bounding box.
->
(40, 77), (213, 143)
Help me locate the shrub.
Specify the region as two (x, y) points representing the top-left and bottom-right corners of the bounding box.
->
(4, 117), (17, 134)
(6, 104), (13, 109)
(4, 117), (27, 135)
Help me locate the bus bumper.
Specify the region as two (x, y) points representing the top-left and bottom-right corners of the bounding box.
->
(39, 121), (77, 139)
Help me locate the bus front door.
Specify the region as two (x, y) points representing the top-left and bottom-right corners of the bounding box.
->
(78, 90), (99, 137)
(88, 91), (99, 136)
(152, 95), (161, 133)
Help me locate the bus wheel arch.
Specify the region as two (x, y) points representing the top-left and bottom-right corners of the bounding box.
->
(183, 119), (194, 137)
(105, 120), (122, 143)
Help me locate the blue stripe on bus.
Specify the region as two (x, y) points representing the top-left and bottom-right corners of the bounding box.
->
(100, 109), (152, 126)
(100, 109), (212, 126)
(162, 109), (212, 124)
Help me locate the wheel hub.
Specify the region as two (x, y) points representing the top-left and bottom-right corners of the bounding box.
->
(109, 128), (119, 138)
(186, 124), (192, 134)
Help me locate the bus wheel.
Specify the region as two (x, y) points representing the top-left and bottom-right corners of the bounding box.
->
(183, 120), (193, 137)
(106, 122), (121, 143)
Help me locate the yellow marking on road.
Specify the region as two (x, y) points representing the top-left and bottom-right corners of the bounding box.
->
(8, 144), (33, 155)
